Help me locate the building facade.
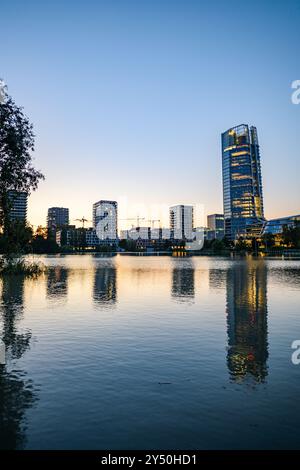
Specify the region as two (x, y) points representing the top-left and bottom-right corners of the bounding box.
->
(56, 226), (101, 249)
(222, 124), (264, 240)
(126, 226), (151, 241)
(262, 215), (300, 236)
(169, 205), (194, 240)
(56, 225), (75, 247)
(47, 207), (69, 232)
(120, 227), (172, 242)
(7, 190), (28, 222)
(93, 200), (118, 241)
(207, 214), (225, 240)
(85, 228), (100, 247)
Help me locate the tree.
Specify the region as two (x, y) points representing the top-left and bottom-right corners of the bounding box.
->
(261, 233), (275, 250)
(235, 237), (249, 252)
(35, 225), (48, 238)
(282, 223), (300, 249)
(0, 84), (44, 253)
(31, 226), (59, 254)
(211, 238), (227, 252)
(1, 220), (33, 254)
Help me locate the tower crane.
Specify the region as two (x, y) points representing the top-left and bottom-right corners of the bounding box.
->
(74, 217), (92, 228)
(145, 219), (161, 229)
(119, 216), (145, 228)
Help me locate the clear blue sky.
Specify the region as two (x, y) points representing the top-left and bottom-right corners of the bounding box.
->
(2, 0), (300, 228)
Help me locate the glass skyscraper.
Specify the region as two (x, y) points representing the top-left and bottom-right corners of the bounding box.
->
(7, 190), (28, 222)
(222, 124), (264, 240)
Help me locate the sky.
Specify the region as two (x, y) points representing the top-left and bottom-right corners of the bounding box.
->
(1, 0), (300, 229)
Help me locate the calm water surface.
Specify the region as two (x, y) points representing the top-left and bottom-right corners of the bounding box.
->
(0, 255), (300, 449)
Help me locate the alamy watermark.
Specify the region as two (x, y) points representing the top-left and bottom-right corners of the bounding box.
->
(291, 80), (300, 105)
(291, 340), (300, 365)
(0, 78), (8, 103)
(0, 340), (5, 365)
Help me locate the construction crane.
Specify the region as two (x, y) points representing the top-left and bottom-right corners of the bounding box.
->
(119, 216), (145, 228)
(146, 219), (161, 229)
(74, 217), (91, 228)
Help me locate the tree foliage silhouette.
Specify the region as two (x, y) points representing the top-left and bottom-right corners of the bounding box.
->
(0, 83), (44, 253)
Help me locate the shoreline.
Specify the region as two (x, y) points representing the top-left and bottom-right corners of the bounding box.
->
(15, 250), (300, 259)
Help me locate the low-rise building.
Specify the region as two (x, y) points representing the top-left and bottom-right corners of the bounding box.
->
(207, 214), (225, 240)
(262, 215), (300, 236)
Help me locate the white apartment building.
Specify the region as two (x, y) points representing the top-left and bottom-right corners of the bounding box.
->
(169, 205), (194, 240)
(93, 200), (118, 241)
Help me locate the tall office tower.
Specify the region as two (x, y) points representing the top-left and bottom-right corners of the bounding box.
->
(207, 214), (225, 239)
(222, 124), (264, 240)
(7, 190), (28, 222)
(93, 200), (118, 240)
(169, 205), (193, 240)
(47, 207), (69, 231)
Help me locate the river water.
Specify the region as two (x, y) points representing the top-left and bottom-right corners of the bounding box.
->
(0, 254), (300, 449)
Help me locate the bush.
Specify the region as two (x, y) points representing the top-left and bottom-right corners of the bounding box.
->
(0, 255), (46, 276)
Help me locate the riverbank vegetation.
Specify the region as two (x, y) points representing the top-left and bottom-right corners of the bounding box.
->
(0, 222), (299, 256)
(0, 82), (44, 275)
(0, 254), (45, 276)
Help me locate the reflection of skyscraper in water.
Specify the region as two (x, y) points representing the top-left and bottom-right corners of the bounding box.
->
(226, 260), (268, 383)
(46, 267), (69, 301)
(93, 260), (117, 308)
(171, 259), (195, 302)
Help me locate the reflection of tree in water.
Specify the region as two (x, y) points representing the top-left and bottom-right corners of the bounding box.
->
(1, 276), (31, 359)
(171, 258), (195, 303)
(93, 260), (117, 308)
(46, 266), (69, 301)
(226, 260), (269, 384)
(0, 276), (37, 449)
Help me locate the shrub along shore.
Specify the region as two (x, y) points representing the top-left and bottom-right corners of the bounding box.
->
(0, 255), (46, 276)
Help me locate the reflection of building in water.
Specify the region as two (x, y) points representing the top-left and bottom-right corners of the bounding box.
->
(0, 276), (37, 449)
(93, 262), (117, 308)
(226, 260), (268, 383)
(209, 269), (227, 290)
(171, 259), (195, 302)
(46, 267), (69, 301)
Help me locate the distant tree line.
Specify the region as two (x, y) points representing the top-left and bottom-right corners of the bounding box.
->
(1, 223), (299, 255)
